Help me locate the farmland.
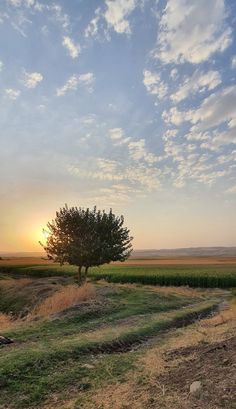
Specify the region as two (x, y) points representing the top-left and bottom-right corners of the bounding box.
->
(0, 258), (235, 409)
(1, 256), (236, 288)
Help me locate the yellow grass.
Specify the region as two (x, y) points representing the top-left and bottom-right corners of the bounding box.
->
(74, 297), (236, 409)
(0, 278), (32, 289)
(28, 283), (96, 319)
(0, 313), (14, 330)
(113, 282), (206, 297)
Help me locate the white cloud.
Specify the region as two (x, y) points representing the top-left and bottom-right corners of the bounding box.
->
(155, 0), (232, 64)
(190, 86), (236, 130)
(62, 36), (80, 59)
(143, 70), (168, 99)
(171, 70), (221, 103)
(128, 139), (158, 164)
(80, 114), (96, 125)
(226, 185), (236, 193)
(164, 86), (236, 132)
(85, 8), (100, 38)
(109, 129), (157, 163)
(78, 72), (94, 86)
(104, 0), (137, 34)
(23, 71), (43, 88)
(96, 184), (144, 203)
(200, 126), (236, 151)
(49, 4), (69, 29)
(7, 0), (35, 6)
(231, 56), (236, 69)
(218, 151), (236, 164)
(56, 75), (78, 97)
(109, 128), (124, 140)
(97, 158), (118, 173)
(0, 61), (3, 71)
(56, 73), (95, 96)
(162, 106), (193, 125)
(109, 128), (131, 145)
(5, 88), (21, 100)
(170, 68), (178, 80)
(69, 159), (161, 192)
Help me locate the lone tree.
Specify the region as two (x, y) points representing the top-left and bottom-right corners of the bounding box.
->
(42, 205), (133, 283)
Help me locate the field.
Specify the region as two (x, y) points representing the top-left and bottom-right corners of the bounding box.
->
(0, 258), (235, 409)
(1, 256), (236, 288)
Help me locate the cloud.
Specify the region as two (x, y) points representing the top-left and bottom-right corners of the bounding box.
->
(154, 0), (232, 64)
(69, 159), (161, 192)
(62, 36), (80, 59)
(85, 8), (100, 38)
(49, 4), (69, 29)
(96, 184), (143, 203)
(56, 75), (78, 96)
(0, 61), (3, 71)
(143, 70), (168, 99)
(7, 0), (35, 6)
(5, 88), (21, 99)
(226, 185), (236, 194)
(164, 86), (236, 131)
(163, 85), (236, 151)
(78, 72), (95, 91)
(109, 128), (124, 139)
(23, 71), (43, 88)
(109, 128), (131, 145)
(56, 73), (95, 96)
(200, 126), (236, 151)
(162, 106), (192, 125)
(171, 70), (221, 103)
(170, 68), (178, 80)
(218, 150), (236, 164)
(231, 56), (236, 69)
(190, 86), (236, 130)
(108, 128), (159, 164)
(128, 139), (158, 164)
(104, 0), (137, 34)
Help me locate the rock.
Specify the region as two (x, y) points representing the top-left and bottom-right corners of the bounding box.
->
(0, 335), (13, 345)
(190, 381), (202, 395)
(81, 364), (94, 369)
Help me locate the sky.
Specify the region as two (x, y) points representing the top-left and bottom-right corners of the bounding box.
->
(0, 0), (236, 252)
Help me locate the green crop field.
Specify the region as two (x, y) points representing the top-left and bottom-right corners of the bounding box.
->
(1, 262), (236, 288)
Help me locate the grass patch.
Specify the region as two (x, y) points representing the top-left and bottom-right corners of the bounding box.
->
(0, 298), (220, 409)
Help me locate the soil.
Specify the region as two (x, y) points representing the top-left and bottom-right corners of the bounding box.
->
(160, 336), (236, 409)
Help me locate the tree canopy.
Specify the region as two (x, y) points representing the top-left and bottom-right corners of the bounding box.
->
(42, 205), (133, 282)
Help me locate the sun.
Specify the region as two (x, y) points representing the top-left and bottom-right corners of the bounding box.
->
(34, 227), (50, 247)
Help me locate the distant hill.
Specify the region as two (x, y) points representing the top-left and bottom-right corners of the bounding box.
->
(131, 247), (236, 258)
(1, 247), (236, 259)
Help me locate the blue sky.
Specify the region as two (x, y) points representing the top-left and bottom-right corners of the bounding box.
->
(0, 0), (236, 251)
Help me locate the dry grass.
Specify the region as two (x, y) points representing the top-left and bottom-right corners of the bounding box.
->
(28, 283), (96, 319)
(0, 312), (14, 330)
(0, 278), (32, 289)
(1, 256), (236, 267)
(76, 298), (236, 409)
(107, 281), (205, 298)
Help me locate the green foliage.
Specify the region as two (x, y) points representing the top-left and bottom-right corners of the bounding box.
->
(42, 205), (133, 278)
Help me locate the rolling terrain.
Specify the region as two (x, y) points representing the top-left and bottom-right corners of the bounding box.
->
(0, 258), (235, 409)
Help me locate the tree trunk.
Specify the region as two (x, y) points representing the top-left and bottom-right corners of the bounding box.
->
(78, 265), (82, 284)
(84, 266), (89, 281)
